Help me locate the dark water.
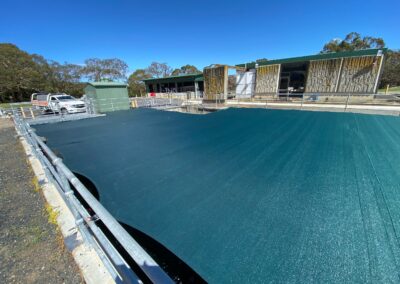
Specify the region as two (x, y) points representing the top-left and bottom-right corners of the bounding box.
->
(35, 108), (400, 283)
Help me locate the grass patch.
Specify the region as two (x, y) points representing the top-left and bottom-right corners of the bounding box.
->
(378, 86), (400, 93)
(30, 225), (47, 244)
(45, 204), (66, 252)
(45, 204), (59, 225)
(0, 102), (32, 109)
(8, 224), (47, 250)
(32, 176), (40, 192)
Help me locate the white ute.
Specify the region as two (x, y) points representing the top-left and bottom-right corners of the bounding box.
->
(31, 93), (86, 114)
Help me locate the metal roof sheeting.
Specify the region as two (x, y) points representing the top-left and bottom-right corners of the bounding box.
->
(142, 73), (204, 84)
(87, 82), (128, 87)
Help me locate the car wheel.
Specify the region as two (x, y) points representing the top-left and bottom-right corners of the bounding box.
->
(61, 108), (68, 114)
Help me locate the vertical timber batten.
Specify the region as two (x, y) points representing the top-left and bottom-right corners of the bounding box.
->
(335, 58), (344, 93)
(276, 64), (281, 93)
(373, 54), (384, 93)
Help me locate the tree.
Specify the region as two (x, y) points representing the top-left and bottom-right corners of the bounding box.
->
(0, 43), (45, 102)
(228, 75), (236, 92)
(146, 62), (172, 78)
(81, 58), (128, 81)
(256, 58), (268, 63)
(0, 43), (87, 102)
(321, 33), (399, 88)
(321, 32), (385, 53)
(171, 64), (200, 76)
(380, 50), (400, 88)
(128, 69), (151, 97)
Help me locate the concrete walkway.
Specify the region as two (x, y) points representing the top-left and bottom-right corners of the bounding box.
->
(184, 99), (400, 115)
(226, 100), (400, 115)
(0, 118), (83, 284)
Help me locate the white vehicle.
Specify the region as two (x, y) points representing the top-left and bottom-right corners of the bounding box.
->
(31, 93), (86, 114)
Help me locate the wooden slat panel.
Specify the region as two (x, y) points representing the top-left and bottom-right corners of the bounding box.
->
(338, 56), (381, 93)
(255, 65), (279, 94)
(306, 59), (341, 93)
(204, 66), (227, 100)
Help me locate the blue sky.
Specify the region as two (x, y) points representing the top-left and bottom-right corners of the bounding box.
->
(1, 0), (399, 73)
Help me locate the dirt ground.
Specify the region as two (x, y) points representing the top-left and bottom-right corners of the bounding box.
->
(0, 118), (83, 284)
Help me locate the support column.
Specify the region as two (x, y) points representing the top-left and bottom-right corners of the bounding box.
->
(194, 81), (199, 98)
(373, 53), (385, 93)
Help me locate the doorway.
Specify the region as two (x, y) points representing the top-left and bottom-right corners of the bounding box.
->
(278, 62), (309, 95)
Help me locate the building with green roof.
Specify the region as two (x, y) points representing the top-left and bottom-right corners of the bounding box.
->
(84, 81), (130, 113)
(143, 49), (386, 101)
(143, 73), (204, 99)
(235, 48), (387, 96)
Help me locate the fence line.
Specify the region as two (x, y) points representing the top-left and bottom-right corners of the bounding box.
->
(12, 111), (174, 284)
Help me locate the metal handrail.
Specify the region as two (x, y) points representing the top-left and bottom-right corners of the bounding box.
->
(13, 113), (174, 284)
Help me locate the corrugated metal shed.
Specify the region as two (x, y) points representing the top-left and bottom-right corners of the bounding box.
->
(84, 82), (130, 113)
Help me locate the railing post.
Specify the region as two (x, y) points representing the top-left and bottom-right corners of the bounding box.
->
(29, 108), (35, 119)
(11, 113), (171, 283)
(20, 107), (26, 118)
(345, 93), (351, 112)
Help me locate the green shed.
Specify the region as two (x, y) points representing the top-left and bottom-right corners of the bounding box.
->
(84, 82), (130, 113)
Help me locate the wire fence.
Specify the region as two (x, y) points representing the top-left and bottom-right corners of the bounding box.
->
(131, 97), (183, 108)
(3, 92), (400, 120)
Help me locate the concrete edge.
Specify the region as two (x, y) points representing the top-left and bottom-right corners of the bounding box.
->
(16, 123), (115, 284)
(225, 101), (400, 116)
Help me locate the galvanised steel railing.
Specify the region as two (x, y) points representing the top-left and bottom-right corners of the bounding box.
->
(12, 111), (174, 284)
(131, 97), (183, 109)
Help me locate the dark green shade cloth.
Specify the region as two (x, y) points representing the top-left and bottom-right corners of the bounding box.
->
(35, 108), (400, 283)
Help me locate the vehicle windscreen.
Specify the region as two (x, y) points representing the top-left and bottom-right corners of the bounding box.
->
(57, 95), (74, 100)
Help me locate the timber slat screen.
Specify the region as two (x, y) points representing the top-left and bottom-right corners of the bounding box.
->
(337, 56), (382, 93)
(306, 59), (342, 93)
(255, 65), (280, 95)
(306, 56), (382, 93)
(249, 52), (384, 96)
(203, 66), (227, 101)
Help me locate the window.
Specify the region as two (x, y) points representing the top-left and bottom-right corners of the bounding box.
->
(57, 95), (74, 101)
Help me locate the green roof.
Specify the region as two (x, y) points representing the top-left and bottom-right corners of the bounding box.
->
(237, 48), (388, 69)
(143, 73), (203, 84)
(87, 81), (128, 87)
